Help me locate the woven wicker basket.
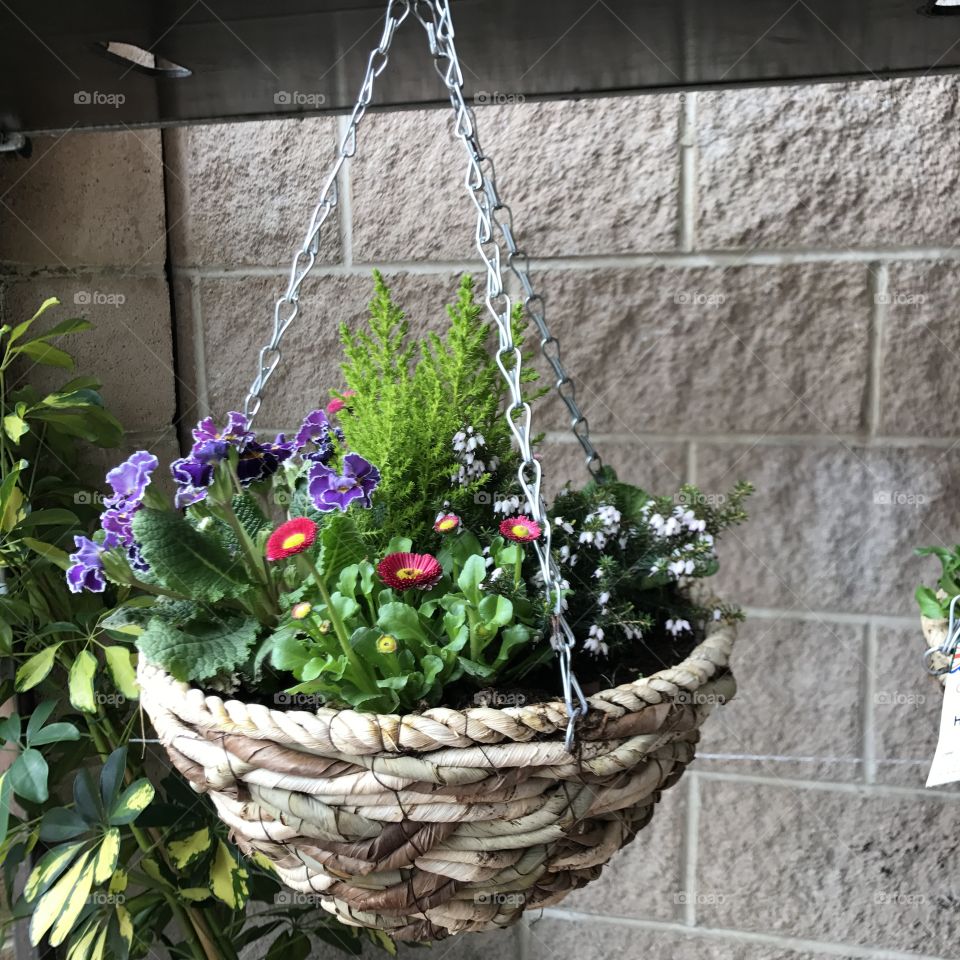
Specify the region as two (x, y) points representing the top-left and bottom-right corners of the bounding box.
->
(138, 622), (735, 940)
(920, 615), (950, 688)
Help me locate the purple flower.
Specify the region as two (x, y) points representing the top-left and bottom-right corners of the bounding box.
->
(66, 536), (107, 594)
(307, 453), (380, 512)
(191, 412), (253, 455)
(170, 456), (215, 508)
(293, 409), (341, 464)
(236, 436), (297, 485)
(101, 509), (149, 572)
(294, 410), (330, 449)
(104, 451), (158, 510)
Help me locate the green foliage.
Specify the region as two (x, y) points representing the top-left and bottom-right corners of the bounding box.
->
(548, 471), (751, 671)
(267, 527), (548, 712)
(132, 509), (254, 603)
(137, 611), (259, 684)
(336, 272), (544, 549)
(0, 302), (380, 960)
(914, 545), (960, 618)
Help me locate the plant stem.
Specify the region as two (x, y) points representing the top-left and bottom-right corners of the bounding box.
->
(467, 605), (481, 662)
(301, 557), (376, 692)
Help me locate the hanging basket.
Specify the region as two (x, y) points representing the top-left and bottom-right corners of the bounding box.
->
(920, 615), (950, 688)
(139, 623), (735, 940)
(135, 0), (741, 939)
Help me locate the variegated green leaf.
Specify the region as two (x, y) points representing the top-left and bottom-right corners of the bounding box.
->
(29, 849), (94, 946)
(109, 778), (154, 825)
(92, 828), (120, 884)
(167, 827), (212, 870)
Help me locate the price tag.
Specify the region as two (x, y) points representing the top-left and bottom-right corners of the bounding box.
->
(926, 650), (960, 787)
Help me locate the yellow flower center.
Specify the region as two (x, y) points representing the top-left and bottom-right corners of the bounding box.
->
(395, 566), (423, 580)
(437, 517), (457, 531)
(377, 635), (398, 653)
(511, 524), (529, 539)
(281, 532), (307, 551)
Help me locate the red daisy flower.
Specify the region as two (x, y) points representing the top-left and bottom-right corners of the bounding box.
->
(434, 513), (461, 534)
(266, 517), (318, 561)
(377, 551), (443, 591)
(500, 516), (542, 543)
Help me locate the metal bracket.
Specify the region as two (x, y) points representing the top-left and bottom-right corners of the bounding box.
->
(0, 130), (28, 154)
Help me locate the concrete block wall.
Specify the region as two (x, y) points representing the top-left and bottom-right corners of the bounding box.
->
(2, 71), (959, 959)
(0, 129), (181, 474)
(163, 75), (960, 960)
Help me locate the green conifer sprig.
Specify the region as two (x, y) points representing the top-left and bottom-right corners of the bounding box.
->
(336, 272), (544, 549)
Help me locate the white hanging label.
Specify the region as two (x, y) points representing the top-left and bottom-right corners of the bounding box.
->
(926, 651), (960, 787)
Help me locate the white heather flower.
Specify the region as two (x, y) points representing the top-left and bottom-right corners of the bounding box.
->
(489, 567), (504, 583)
(665, 618), (691, 637)
(593, 567), (603, 580)
(668, 560), (687, 577)
(662, 516), (680, 537)
(598, 591), (610, 607)
(584, 623), (608, 656)
(579, 530), (595, 545)
(494, 495), (521, 516)
(623, 624), (643, 640)
(713, 608), (723, 621)
(552, 515), (575, 535)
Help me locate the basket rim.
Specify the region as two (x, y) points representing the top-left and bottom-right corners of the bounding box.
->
(138, 621), (737, 755)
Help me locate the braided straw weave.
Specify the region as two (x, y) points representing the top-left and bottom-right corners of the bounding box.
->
(920, 615), (950, 688)
(139, 623), (736, 940)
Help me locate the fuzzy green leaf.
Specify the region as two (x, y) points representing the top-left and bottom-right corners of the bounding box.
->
(132, 508), (252, 601)
(136, 614), (258, 683)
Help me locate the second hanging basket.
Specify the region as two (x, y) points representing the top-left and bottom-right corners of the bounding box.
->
(139, 623), (735, 940)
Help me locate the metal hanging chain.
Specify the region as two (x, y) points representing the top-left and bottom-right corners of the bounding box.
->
(243, 0), (411, 419)
(243, 0), (590, 749)
(411, 0), (588, 749)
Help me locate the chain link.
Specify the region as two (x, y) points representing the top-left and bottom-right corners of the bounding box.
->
(411, 0), (588, 749)
(243, 0), (411, 419)
(244, 0), (592, 749)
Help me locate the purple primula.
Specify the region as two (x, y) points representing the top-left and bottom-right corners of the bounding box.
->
(236, 436), (297, 485)
(170, 456), (215, 509)
(66, 450), (158, 593)
(191, 411), (254, 461)
(66, 536), (107, 594)
(172, 414), (297, 507)
(293, 409), (341, 464)
(307, 453), (380, 512)
(104, 451), (158, 510)
(101, 508), (149, 572)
